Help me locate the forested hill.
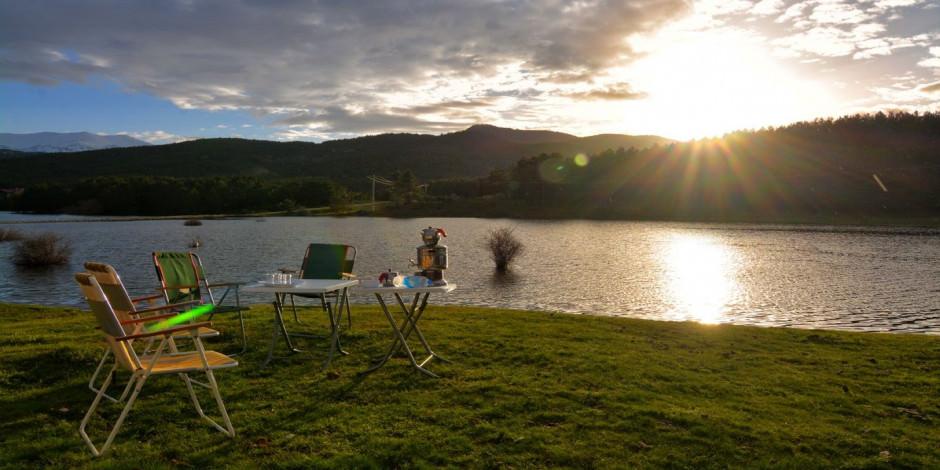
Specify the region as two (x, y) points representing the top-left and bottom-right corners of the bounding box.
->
(0, 125), (670, 186)
(500, 111), (940, 220)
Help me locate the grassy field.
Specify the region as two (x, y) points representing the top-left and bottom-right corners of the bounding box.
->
(1, 302), (938, 469)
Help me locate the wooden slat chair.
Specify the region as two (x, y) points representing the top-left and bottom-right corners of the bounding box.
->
(152, 252), (248, 354)
(288, 243), (357, 328)
(75, 272), (237, 457)
(84, 261), (220, 403)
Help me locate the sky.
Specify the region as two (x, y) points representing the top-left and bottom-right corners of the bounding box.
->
(1, 0), (938, 143)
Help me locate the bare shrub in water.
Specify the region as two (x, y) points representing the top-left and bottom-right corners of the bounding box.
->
(485, 227), (524, 272)
(13, 233), (72, 267)
(0, 228), (25, 242)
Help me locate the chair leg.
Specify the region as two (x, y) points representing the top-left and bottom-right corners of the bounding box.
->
(289, 294), (302, 324)
(80, 364), (116, 456)
(181, 373), (206, 417)
(230, 290), (249, 355)
(89, 348), (120, 403)
(192, 338), (235, 436)
(344, 291), (352, 330)
(80, 368), (149, 457)
(232, 309), (248, 356)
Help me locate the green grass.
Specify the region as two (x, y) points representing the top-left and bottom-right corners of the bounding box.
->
(1, 303), (938, 469)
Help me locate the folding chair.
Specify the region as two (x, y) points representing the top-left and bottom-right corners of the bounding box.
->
(75, 272), (237, 457)
(288, 243), (356, 329)
(83, 261), (220, 403)
(152, 252), (248, 354)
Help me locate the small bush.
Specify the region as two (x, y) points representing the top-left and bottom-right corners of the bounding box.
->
(485, 227), (524, 272)
(0, 228), (25, 242)
(13, 233), (72, 267)
(184, 219), (203, 226)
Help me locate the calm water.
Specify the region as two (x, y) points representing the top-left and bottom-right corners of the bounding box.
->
(2, 213), (940, 333)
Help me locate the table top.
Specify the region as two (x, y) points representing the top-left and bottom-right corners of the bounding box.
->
(355, 283), (456, 294)
(242, 278), (359, 294)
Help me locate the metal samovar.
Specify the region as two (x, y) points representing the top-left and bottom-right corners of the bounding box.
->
(415, 226), (448, 285)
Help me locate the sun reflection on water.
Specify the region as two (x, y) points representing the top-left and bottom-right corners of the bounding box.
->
(661, 233), (740, 324)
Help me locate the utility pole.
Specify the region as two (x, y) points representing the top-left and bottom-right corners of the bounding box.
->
(367, 175), (394, 212)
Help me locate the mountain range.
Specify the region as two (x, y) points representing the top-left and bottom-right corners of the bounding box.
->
(0, 132), (149, 153)
(0, 125), (672, 186)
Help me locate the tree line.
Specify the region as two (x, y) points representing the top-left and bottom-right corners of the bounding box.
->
(5, 176), (342, 215)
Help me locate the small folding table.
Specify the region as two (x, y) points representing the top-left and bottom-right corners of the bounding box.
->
(243, 279), (358, 368)
(356, 283), (456, 378)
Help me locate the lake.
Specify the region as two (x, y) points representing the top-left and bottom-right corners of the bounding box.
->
(2, 212), (939, 333)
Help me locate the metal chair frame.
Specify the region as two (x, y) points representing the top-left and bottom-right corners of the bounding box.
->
(84, 261), (216, 403)
(75, 273), (236, 457)
(152, 252), (248, 355)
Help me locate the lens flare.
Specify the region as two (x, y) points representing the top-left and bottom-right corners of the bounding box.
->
(538, 156), (568, 183)
(574, 153), (589, 167)
(146, 304), (215, 332)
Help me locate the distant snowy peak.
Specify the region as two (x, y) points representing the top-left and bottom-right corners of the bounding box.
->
(0, 132), (149, 153)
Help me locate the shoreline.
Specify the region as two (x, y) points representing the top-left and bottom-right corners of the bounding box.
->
(4, 206), (940, 231)
(5, 301), (937, 335)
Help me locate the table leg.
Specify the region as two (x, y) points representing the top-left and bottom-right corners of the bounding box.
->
(263, 293), (303, 368)
(322, 287), (350, 370)
(396, 293), (450, 365)
(276, 293), (302, 353)
(362, 293), (439, 377)
(368, 293), (418, 365)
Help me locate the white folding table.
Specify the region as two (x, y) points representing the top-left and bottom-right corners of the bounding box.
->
(243, 279), (358, 368)
(356, 284), (456, 378)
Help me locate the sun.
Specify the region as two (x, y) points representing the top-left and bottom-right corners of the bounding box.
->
(610, 27), (837, 140)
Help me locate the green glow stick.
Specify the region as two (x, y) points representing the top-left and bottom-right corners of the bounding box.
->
(146, 304), (215, 332)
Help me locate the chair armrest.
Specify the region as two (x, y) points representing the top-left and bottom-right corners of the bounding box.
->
(134, 300), (200, 315)
(121, 312), (178, 325)
(207, 282), (242, 288)
(341, 273), (357, 279)
(132, 293), (163, 303)
(117, 322), (212, 341)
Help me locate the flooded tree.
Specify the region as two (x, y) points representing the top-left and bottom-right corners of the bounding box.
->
(485, 227), (524, 272)
(13, 233), (72, 267)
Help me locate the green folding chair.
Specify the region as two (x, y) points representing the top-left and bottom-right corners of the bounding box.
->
(75, 272), (236, 457)
(288, 243), (356, 329)
(152, 252), (248, 355)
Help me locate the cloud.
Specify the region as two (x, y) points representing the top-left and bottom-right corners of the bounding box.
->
(871, 0), (927, 12)
(751, 0), (785, 16)
(918, 46), (940, 68)
(773, 24), (886, 58)
(776, 3), (807, 23)
(808, 1), (872, 25)
(0, 0), (690, 138)
(120, 130), (194, 145)
(274, 106), (460, 135)
(566, 83), (649, 100)
(921, 82), (940, 93)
